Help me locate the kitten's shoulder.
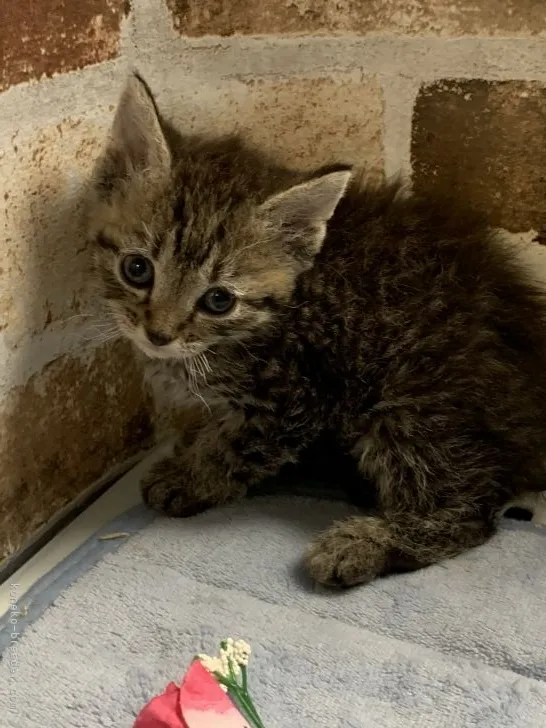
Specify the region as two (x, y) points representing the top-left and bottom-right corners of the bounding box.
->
(335, 175), (488, 242)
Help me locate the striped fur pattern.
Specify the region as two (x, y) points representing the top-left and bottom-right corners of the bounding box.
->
(88, 75), (546, 587)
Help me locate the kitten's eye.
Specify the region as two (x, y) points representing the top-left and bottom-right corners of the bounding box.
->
(121, 254), (154, 288)
(199, 287), (236, 315)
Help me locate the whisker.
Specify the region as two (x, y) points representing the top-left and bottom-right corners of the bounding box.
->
(201, 352), (213, 373)
(81, 330), (120, 344)
(59, 313), (97, 324)
(64, 322), (118, 341)
(195, 354), (209, 381)
(186, 357), (211, 413)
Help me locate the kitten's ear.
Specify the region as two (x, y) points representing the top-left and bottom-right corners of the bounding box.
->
(95, 74), (171, 192)
(259, 170), (352, 259)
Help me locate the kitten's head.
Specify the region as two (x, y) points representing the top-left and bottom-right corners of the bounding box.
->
(88, 74), (351, 361)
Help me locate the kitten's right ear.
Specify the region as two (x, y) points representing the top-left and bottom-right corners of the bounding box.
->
(259, 169), (352, 262)
(95, 74), (171, 193)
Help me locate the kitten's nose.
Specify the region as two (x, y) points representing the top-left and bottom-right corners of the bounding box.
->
(146, 330), (174, 347)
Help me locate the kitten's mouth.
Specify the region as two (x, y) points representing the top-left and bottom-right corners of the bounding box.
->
(137, 340), (181, 360)
(110, 312), (205, 361)
(131, 329), (205, 361)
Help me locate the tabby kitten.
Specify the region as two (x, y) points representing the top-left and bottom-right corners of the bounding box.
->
(89, 75), (546, 587)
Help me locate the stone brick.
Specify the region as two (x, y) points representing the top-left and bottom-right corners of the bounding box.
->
(0, 342), (153, 563)
(0, 116), (107, 344)
(172, 75), (384, 177)
(167, 0), (546, 37)
(240, 76), (383, 174)
(0, 0), (128, 91)
(412, 80), (546, 232)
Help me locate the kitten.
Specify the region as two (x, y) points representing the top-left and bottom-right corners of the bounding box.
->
(89, 74), (546, 587)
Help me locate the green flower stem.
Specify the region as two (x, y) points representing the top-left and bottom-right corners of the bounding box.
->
(227, 685), (262, 727)
(234, 687), (262, 727)
(213, 674), (264, 727)
(240, 691), (264, 727)
(231, 690), (263, 727)
(224, 661), (262, 727)
(232, 689), (266, 728)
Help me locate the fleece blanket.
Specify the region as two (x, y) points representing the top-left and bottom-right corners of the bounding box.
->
(0, 496), (545, 727)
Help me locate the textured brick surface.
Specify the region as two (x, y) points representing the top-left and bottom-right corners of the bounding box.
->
(0, 110), (155, 563)
(167, 0), (546, 37)
(0, 342), (153, 563)
(0, 116), (106, 343)
(171, 75), (384, 176)
(412, 80), (546, 232)
(239, 76), (383, 173)
(0, 0), (128, 91)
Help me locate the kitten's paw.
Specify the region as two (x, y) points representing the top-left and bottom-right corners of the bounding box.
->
(305, 516), (390, 587)
(140, 458), (211, 517)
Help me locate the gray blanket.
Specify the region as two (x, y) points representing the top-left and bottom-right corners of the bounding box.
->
(0, 497), (545, 727)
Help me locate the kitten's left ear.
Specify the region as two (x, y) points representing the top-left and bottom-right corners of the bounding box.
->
(95, 73), (171, 193)
(259, 170), (352, 260)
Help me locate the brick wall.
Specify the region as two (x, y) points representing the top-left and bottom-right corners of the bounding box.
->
(1, 0), (546, 562)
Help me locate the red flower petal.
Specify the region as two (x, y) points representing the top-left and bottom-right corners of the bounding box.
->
(179, 662), (250, 728)
(133, 681), (186, 728)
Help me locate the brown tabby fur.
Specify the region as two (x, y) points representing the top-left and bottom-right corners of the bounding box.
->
(88, 75), (546, 587)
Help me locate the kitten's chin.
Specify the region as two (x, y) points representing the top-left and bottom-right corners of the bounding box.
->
(128, 331), (205, 361)
(135, 342), (181, 360)
(119, 328), (180, 360)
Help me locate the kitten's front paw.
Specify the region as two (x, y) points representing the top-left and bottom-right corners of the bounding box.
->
(305, 516), (390, 587)
(140, 458), (212, 517)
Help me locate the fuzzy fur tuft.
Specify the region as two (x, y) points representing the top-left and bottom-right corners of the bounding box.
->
(88, 75), (546, 587)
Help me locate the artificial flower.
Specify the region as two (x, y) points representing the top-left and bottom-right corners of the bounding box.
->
(133, 638), (266, 728)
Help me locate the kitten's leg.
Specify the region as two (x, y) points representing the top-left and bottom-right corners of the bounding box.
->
(141, 407), (244, 516)
(141, 406), (310, 517)
(306, 510), (493, 587)
(306, 424), (500, 587)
